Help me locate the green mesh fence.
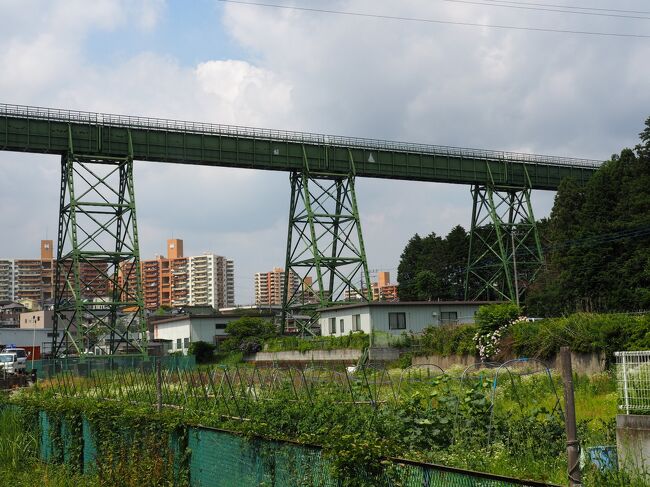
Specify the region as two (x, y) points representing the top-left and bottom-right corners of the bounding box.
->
(38, 410), (53, 462)
(82, 417), (97, 474)
(32, 409), (556, 487)
(61, 416), (74, 465)
(189, 428), (337, 487)
(32, 354), (196, 379)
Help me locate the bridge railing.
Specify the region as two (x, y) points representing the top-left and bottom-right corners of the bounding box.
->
(0, 103), (602, 168)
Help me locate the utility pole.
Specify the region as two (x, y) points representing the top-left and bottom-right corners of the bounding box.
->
(560, 347), (582, 486)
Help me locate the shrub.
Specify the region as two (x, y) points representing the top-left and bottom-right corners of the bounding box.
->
(187, 340), (216, 364)
(508, 312), (650, 362)
(418, 324), (478, 357)
(264, 332), (369, 353)
(475, 303), (522, 333)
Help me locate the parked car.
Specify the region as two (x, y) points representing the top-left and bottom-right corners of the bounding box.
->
(0, 352), (25, 375)
(3, 347), (28, 368)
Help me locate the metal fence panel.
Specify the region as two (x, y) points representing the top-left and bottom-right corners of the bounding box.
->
(615, 350), (650, 414)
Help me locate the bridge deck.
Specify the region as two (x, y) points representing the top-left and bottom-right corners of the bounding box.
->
(0, 104), (601, 190)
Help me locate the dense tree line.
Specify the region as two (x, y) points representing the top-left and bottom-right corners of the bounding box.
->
(397, 225), (471, 301)
(527, 117), (650, 315)
(398, 117), (650, 315)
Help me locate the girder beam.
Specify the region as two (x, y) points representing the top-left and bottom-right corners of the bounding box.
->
(0, 103), (599, 190)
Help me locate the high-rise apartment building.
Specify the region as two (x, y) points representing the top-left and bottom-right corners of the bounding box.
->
(120, 239), (234, 311)
(372, 271), (399, 301)
(189, 254), (235, 309)
(344, 271), (399, 302)
(7, 240), (110, 306)
(254, 267), (301, 306)
(4, 239), (234, 311)
(12, 240), (54, 303)
(0, 259), (14, 301)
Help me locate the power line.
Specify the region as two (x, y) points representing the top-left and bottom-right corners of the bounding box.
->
(439, 0), (650, 20)
(217, 0), (650, 39)
(480, 0), (650, 16)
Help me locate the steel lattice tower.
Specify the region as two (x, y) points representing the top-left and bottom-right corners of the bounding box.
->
(281, 149), (371, 335)
(465, 166), (544, 304)
(52, 129), (147, 356)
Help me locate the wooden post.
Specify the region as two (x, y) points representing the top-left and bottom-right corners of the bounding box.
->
(156, 358), (163, 412)
(561, 347), (582, 486)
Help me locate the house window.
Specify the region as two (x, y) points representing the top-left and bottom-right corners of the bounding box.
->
(184, 337), (190, 348)
(176, 338), (181, 349)
(215, 323), (227, 329)
(352, 314), (361, 331)
(329, 317), (336, 334)
(340, 319), (345, 334)
(440, 311), (458, 325)
(388, 312), (406, 330)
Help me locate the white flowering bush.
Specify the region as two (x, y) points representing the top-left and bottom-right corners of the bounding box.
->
(473, 304), (524, 361)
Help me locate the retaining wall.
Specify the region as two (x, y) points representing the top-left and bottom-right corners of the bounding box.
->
(246, 348), (362, 365)
(413, 351), (606, 375)
(616, 414), (650, 475)
(248, 348), (606, 374)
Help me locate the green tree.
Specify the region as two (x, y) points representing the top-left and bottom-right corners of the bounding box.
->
(413, 270), (444, 300)
(397, 228), (472, 301)
(527, 115), (650, 315)
(636, 116), (650, 159)
(223, 316), (277, 354)
(442, 225), (470, 299)
(397, 233), (427, 300)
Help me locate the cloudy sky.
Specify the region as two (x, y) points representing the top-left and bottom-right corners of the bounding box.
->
(1, 0), (649, 303)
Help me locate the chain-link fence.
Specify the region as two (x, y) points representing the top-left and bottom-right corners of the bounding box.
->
(615, 350), (650, 414)
(31, 354), (196, 379)
(33, 409), (557, 487)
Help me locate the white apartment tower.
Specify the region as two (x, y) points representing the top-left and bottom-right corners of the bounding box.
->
(188, 254), (235, 309)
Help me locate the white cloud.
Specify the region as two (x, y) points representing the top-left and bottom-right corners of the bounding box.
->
(195, 60), (293, 126)
(130, 0), (167, 31)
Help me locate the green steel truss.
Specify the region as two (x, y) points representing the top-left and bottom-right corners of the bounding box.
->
(52, 128), (147, 356)
(0, 104), (600, 190)
(464, 167), (544, 304)
(281, 149), (371, 335)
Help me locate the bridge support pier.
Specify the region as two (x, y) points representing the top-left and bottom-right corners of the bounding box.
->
(464, 171), (544, 304)
(52, 130), (147, 357)
(281, 149), (371, 335)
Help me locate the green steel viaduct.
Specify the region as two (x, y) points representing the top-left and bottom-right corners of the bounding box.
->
(0, 103), (602, 355)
